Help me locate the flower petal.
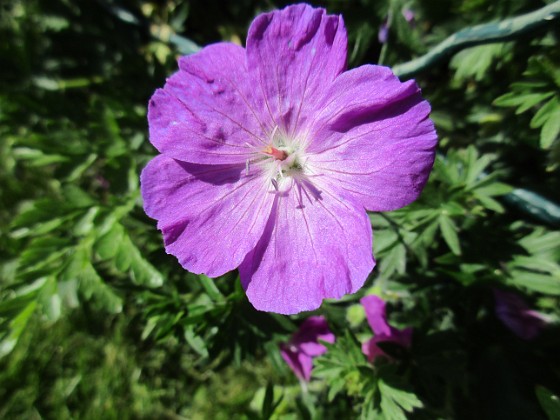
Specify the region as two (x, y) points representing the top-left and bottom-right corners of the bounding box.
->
(280, 344), (313, 381)
(360, 295), (392, 336)
(292, 316), (335, 356)
(148, 43), (271, 164)
(239, 179), (374, 314)
(246, 4), (347, 135)
(308, 65), (437, 211)
(362, 337), (387, 362)
(494, 289), (547, 340)
(140, 155), (274, 277)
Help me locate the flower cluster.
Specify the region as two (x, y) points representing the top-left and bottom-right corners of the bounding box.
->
(141, 4), (437, 314)
(281, 296), (412, 382)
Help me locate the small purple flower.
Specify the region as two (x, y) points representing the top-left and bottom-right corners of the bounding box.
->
(141, 4), (437, 314)
(493, 289), (548, 340)
(361, 295), (412, 362)
(279, 316), (335, 382)
(402, 8), (415, 24)
(378, 18), (390, 44)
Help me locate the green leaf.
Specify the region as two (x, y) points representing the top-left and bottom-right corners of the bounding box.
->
(494, 92), (553, 113)
(378, 243), (407, 279)
(450, 43), (510, 82)
(474, 182), (513, 196)
(261, 382), (274, 420)
(62, 246), (122, 313)
(519, 230), (560, 255)
(475, 193), (505, 213)
(540, 105), (560, 149)
(378, 373), (423, 420)
(184, 327), (208, 358)
(531, 97), (559, 129)
(509, 271), (560, 295)
(0, 300), (37, 358)
(95, 222), (163, 288)
(198, 275), (224, 302)
(95, 222), (124, 260)
(536, 386), (560, 420)
(439, 215), (461, 255)
(79, 264), (123, 313)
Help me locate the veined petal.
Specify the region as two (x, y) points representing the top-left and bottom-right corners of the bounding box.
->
(308, 65), (437, 211)
(140, 155), (274, 277)
(148, 43), (271, 165)
(246, 4), (347, 135)
(239, 179), (374, 314)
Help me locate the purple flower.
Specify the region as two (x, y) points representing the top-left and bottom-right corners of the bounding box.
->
(361, 295), (412, 362)
(378, 18), (390, 44)
(141, 4), (437, 314)
(402, 8), (415, 24)
(280, 316), (335, 381)
(493, 289), (547, 340)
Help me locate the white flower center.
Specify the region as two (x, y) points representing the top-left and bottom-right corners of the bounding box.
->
(249, 126), (309, 192)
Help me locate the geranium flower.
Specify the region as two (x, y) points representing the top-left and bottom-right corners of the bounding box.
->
(361, 295), (412, 362)
(493, 289), (548, 340)
(279, 316), (335, 382)
(141, 4), (437, 314)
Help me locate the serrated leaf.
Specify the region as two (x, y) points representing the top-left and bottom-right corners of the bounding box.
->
(451, 43), (509, 82)
(379, 243), (406, 279)
(378, 375), (423, 420)
(328, 376), (347, 402)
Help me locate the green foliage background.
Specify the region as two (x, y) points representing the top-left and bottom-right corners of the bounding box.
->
(1, 0), (560, 418)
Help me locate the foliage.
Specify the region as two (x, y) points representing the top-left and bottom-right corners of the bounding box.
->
(1, 0), (560, 418)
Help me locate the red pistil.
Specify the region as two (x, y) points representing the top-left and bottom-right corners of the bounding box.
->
(263, 145), (288, 161)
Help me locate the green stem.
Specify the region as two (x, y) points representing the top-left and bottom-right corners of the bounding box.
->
(393, 1), (560, 79)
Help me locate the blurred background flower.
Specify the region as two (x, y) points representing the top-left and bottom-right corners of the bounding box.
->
(360, 295), (412, 362)
(279, 316), (335, 382)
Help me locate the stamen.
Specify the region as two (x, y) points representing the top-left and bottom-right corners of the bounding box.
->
(245, 159), (250, 175)
(263, 145), (288, 161)
(270, 125), (279, 141)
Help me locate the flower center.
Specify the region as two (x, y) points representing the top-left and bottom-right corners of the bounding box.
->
(246, 126), (311, 192)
